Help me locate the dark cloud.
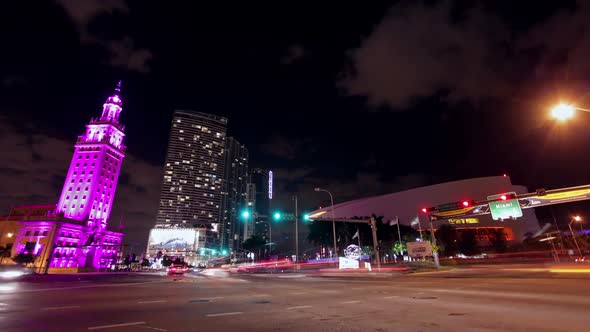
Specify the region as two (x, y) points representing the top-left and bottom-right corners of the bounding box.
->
(340, 0), (590, 109)
(259, 134), (299, 160)
(0, 117), (161, 249)
(56, 0), (152, 73)
(281, 45), (308, 65)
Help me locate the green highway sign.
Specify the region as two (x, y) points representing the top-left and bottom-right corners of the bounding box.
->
(487, 192), (523, 221)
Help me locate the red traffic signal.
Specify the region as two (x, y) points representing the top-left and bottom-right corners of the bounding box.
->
(500, 195), (507, 200)
(462, 201), (470, 207)
(421, 208), (428, 213)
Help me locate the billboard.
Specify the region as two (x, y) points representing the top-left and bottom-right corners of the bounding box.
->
(406, 241), (433, 258)
(147, 228), (198, 253)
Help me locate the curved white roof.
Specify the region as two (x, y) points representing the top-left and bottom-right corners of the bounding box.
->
(309, 176), (528, 225)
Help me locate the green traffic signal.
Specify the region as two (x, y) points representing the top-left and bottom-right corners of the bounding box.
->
(241, 210), (250, 219)
(221, 249), (228, 255)
(273, 211), (282, 221)
(212, 249), (217, 255)
(303, 213), (310, 222)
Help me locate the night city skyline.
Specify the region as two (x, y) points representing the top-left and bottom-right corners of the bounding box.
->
(4, 0), (590, 251)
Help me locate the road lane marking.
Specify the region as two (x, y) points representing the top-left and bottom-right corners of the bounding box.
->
(137, 300), (167, 304)
(42, 305), (81, 310)
(201, 297), (224, 300)
(87, 321), (146, 330)
(383, 296), (399, 299)
(291, 292), (306, 295)
(206, 312), (243, 317)
(137, 326), (167, 331)
(252, 294), (270, 297)
(10, 281), (166, 293)
(340, 300), (361, 304)
(287, 305), (312, 310)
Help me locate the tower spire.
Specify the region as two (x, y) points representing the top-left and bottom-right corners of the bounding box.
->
(100, 80), (124, 123)
(115, 80), (122, 93)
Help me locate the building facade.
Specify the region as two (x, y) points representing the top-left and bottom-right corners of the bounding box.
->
(155, 111), (228, 228)
(250, 169), (272, 241)
(308, 176), (541, 246)
(219, 137), (249, 252)
(149, 111), (228, 264)
(3, 83), (126, 272)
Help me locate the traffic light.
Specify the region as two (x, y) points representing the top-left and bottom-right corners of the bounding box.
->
(498, 193), (517, 201)
(273, 211), (282, 221)
(199, 249), (205, 255)
(241, 209), (250, 219)
(303, 213), (310, 222)
(211, 249), (217, 255)
(221, 249), (228, 256)
(461, 200), (475, 207)
(421, 207), (436, 213)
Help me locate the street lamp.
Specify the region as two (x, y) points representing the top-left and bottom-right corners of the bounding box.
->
(6, 233), (13, 238)
(568, 216), (583, 257)
(550, 102), (590, 121)
(314, 187), (337, 257)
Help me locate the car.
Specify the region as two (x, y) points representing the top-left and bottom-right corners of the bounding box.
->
(0, 265), (34, 280)
(167, 263), (188, 277)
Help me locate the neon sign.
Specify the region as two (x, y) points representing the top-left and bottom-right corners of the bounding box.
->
(268, 171), (273, 199)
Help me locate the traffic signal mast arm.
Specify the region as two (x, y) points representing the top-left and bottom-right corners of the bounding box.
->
(420, 183), (590, 219)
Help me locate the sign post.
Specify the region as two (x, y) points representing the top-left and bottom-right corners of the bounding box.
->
(487, 192), (523, 221)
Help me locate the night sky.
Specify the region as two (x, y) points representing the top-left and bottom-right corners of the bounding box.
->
(3, 0), (590, 251)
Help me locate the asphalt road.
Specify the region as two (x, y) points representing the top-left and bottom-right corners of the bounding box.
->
(1, 267), (590, 332)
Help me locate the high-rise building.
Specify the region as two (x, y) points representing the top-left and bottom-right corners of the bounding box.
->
(56, 82), (126, 226)
(4, 82), (125, 272)
(219, 137), (249, 252)
(250, 169), (272, 241)
(155, 111), (227, 228)
(149, 111), (227, 264)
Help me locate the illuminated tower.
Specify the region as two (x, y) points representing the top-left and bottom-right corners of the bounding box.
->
(56, 81), (126, 229)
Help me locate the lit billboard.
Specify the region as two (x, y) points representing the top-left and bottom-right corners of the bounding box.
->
(147, 228), (198, 252)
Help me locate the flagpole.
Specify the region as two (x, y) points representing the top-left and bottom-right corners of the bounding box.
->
(357, 227), (361, 248)
(396, 217), (402, 255)
(417, 215), (423, 240)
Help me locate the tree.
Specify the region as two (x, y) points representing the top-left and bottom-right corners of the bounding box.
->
(307, 221), (334, 247)
(12, 253), (36, 266)
(458, 229), (480, 256)
(162, 255), (173, 267)
(141, 258), (151, 267)
(242, 234), (267, 251)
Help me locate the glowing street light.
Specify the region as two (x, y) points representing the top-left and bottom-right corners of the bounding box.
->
(574, 215), (582, 222)
(551, 103), (576, 121)
(6, 233), (13, 238)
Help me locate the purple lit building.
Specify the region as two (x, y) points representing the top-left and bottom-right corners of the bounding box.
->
(4, 83), (126, 272)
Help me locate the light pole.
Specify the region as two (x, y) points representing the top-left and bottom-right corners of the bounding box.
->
(569, 216), (583, 257)
(292, 195), (299, 262)
(314, 187), (337, 257)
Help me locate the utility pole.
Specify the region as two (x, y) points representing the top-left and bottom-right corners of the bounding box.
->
(427, 213), (440, 268)
(293, 195), (299, 262)
(370, 217), (381, 270)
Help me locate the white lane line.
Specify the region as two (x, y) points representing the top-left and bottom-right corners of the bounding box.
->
(287, 305), (312, 310)
(42, 305), (81, 310)
(87, 321), (146, 330)
(137, 300), (167, 304)
(201, 297), (224, 300)
(251, 294), (270, 297)
(12, 281), (166, 293)
(206, 312), (243, 317)
(137, 326), (167, 331)
(340, 300), (361, 304)
(383, 296), (399, 299)
(291, 292), (306, 295)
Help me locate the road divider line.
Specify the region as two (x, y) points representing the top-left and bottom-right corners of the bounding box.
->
(291, 292), (306, 295)
(287, 305), (312, 310)
(252, 294), (270, 297)
(383, 296), (399, 299)
(42, 305), (81, 310)
(201, 297), (224, 300)
(340, 300), (361, 304)
(137, 300), (167, 304)
(87, 321), (146, 330)
(206, 312), (243, 317)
